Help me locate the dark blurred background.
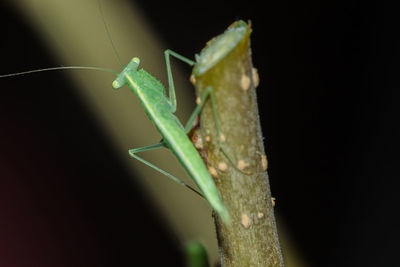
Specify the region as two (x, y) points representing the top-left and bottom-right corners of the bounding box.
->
(0, 0), (399, 266)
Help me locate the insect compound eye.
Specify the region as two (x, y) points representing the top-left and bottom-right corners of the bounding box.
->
(132, 57), (140, 65)
(112, 80), (121, 89)
(127, 57), (140, 71)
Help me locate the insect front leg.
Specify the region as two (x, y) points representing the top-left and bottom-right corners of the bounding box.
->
(164, 49), (196, 112)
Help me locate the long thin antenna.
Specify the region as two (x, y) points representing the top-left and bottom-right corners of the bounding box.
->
(98, 0), (124, 67)
(0, 66), (118, 78)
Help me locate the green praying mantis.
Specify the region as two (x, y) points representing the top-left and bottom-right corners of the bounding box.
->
(0, 2), (250, 224)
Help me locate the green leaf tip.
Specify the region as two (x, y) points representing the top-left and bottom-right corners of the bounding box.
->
(185, 241), (209, 267)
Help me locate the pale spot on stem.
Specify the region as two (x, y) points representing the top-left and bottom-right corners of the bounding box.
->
(189, 73), (196, 85)
(218, 162), (228, 171)
(219, 133), (226, 143)
(241, 213), (251, 228)
(241, 74), (251, 91)
(261, 154), (268, 171)
(271, 197), (276, 207)
(252, 67), (259, 88)
(208, 166), (218, 178)
(237, 159), (249, 170)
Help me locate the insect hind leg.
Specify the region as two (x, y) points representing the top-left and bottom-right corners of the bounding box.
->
(128, 142), (203, 197)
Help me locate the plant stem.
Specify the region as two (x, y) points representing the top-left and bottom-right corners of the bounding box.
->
(192, 22), (284, 266)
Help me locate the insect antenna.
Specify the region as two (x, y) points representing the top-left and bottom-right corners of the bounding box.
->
(0, 66), (118, 78)
(98, 0), (124, 67)
(186, 185), (205, 199)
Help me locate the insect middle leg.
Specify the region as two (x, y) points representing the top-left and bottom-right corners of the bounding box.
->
(128, 142), (203, 197)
